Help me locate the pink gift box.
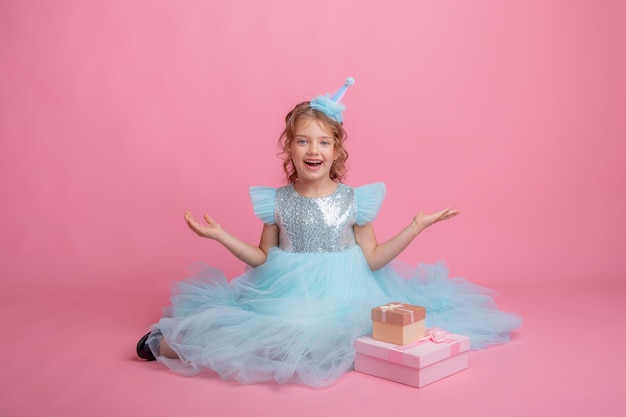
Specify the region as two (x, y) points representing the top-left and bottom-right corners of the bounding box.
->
(354, 332), (470, 388)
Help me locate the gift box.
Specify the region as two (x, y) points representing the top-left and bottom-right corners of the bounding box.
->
(371, 302), (426, 345)
(354, 330), (470, 388)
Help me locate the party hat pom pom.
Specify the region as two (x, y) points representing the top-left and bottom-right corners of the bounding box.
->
(346, 77), (355, 86)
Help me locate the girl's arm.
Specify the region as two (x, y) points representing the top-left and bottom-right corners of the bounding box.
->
(184, 212), (278, 267)
(354, 208), (459, 271)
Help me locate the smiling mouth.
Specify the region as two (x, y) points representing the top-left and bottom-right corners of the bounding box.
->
(305, 160), (322, 167)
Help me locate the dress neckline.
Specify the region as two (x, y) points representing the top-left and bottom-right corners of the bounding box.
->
(291, 182), (341, 199)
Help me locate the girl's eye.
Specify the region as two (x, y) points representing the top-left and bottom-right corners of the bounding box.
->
(296, 139), (307, 144)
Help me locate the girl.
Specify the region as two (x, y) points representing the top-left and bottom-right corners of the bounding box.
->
(136, 77), (521, 388)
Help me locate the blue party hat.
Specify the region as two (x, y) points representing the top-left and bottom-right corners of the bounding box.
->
(310, 77), (355, 123)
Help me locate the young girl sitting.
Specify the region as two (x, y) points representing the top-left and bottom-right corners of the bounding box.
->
(136, 77), (522, 388)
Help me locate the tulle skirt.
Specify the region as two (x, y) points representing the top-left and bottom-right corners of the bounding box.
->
(147, 246), (521, 387)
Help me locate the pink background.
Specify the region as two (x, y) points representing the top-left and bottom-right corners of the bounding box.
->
(1, 1), (625, 416)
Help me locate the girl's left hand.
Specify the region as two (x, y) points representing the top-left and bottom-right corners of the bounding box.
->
(413, 208), (459, 232)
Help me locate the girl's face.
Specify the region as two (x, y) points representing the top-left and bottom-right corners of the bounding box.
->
(289, 118), (336, 184)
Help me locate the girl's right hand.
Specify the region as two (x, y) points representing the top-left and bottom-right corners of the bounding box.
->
(184, 212), (224, 241)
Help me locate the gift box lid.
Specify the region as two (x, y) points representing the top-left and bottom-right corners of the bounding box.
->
(354, 330), (470, 369)
(371, 302), (426, 326)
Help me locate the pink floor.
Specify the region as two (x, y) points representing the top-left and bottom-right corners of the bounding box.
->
(2, 283), (625, 417)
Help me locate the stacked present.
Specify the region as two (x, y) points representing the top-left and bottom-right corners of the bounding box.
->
(371, 302), (426, 345)
(354, 302), (470, 388)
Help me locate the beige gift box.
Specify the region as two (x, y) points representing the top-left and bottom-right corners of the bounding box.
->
(371, 302), (426, 345)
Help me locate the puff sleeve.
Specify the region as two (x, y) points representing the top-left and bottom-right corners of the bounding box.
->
(354, 182), (386, 225)
(249, 186), (276, 224)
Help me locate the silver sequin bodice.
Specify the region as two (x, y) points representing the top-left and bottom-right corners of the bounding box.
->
(274, 184), (357, 253)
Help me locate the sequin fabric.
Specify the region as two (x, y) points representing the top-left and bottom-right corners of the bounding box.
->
(274, 183), (357, 253)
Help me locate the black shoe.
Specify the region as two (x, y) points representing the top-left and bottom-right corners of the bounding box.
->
(136, 332), (156, 361)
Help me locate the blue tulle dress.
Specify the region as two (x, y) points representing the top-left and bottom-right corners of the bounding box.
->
(147, 182), (521, 388)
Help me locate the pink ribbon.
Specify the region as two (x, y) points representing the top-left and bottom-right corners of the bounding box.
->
(420, 327), (450, 343)
(387, 328), (461, 365)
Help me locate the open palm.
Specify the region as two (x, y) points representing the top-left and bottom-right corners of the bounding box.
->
(414, 208), (459, 231)
(184, 212), (223, 240)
